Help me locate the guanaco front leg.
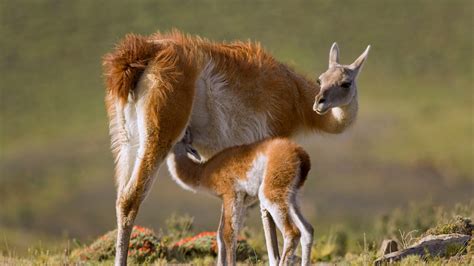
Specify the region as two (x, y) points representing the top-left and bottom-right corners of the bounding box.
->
(216, 205), (226, 266)
(217, 194), (245, 266)
(218, 199), (236, 266)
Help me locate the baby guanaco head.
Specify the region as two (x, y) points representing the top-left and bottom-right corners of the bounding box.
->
(313, 43), (370, 115)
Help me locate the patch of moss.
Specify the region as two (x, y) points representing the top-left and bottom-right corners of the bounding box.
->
(168, 231), (259, 263)
(425, 216), (473, 236)
(71, 227), (259, 264)
(71, 226), (166, 264)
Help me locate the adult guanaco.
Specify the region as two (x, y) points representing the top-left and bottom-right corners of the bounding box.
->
(103, 30), (370, 265)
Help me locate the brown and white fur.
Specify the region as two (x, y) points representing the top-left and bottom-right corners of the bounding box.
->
(102, 30), (370, 265)
(167, 131), (313, 266)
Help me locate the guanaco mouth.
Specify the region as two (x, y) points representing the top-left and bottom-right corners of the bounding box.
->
(313, 103), (331, 115)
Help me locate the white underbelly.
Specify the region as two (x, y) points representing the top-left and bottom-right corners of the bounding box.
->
(188, 62), (272, 159)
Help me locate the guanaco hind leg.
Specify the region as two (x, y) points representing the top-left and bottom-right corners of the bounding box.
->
(289, 203), (314, 266)
(114, 70), (195, 265)
(114, 106), (170, 266)
(268, 208), (300, 266)
(260, 193), (303, 266)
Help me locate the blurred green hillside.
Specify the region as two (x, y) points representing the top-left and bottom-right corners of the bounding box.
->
(1, 0), (472, 254)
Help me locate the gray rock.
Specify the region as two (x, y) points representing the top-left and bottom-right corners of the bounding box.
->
(374, 233), (471, 265)
(378, 239), (399, 256)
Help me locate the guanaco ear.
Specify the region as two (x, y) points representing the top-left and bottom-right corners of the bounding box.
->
(329, 42), (340, 67)
(350, 45), (371, 73)
(186, 145), (201, 162)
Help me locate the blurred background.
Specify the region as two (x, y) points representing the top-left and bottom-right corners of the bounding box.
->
(1, 0), (472, 254)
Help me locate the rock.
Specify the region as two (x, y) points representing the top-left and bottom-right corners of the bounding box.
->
(378, 239), (399, 256)
(374, 233), (471, 265)
(413, 233), (470, 246)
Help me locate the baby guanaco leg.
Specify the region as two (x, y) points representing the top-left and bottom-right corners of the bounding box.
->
(278, 215), (300, 266)
(216, 205), (227, 265)
(289, 201), (314, 266)
(263, 201), (300, 266)
(217, 194), (245, 266)
(261, 208), (280, 265)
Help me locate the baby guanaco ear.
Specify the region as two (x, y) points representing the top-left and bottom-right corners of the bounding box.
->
(329, 42), (340, 67)
(186, 145), (201, 162)
(350, 45), (371, 73)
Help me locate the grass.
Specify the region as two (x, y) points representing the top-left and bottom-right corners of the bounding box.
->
(1, 0), (473, 258)
(1, 201), (472, 265)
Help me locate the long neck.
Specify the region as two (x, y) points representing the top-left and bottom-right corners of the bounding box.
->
(166, 143), (204, 192)
(295, 75), (359, 134)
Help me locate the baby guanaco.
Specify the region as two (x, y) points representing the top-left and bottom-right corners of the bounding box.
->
(166, 130), (314, 266)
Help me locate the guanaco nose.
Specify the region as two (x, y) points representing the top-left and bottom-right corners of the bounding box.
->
(317, 98), (326, 105)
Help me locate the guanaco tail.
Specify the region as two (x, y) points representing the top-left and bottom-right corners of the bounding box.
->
(167, 130), (314, 266)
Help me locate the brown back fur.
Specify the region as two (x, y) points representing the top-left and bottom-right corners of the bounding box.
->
(170, 137), (311, 198)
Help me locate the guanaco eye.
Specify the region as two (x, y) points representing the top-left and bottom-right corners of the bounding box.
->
(316, 79), (321, 85)
(341, 82), (351, 89)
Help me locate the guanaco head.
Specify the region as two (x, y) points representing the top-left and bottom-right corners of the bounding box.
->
(313, 43), (370, 115)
